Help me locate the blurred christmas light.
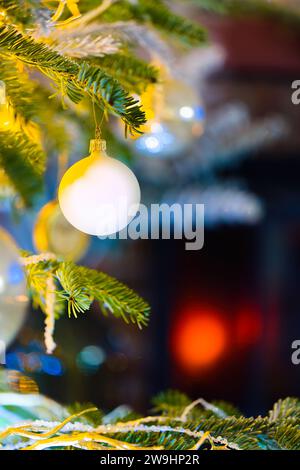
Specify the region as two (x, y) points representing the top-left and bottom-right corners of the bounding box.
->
(76, 345), (106, 374)
(40, 355), (63, 376)
(134, 104), (288, 185)
(6, 351), (63, 376)
(124, 78), (205, 159)
(171, 307), (227, 372)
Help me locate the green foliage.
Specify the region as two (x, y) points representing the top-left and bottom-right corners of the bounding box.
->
(152, 390), (191, 417)
(56, 262), (150, 327)
(23, 253), (150, 328)
(91, 53), (159, 94)
(77, 63), (146, 131)
(0, 24), (78, 74)
(2, 391), (300, 450)
(269, 397), (300, 422)
(105, 394), (300, 450)
(0, 24), (145, 131)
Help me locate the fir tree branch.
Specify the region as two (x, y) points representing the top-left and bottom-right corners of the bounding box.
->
(76, 62), (146, 130)
(56, 262), (150, 327)
(22, 254), (150, 338)
(0, 23), (146, 132)
(90, 53), (158, 93)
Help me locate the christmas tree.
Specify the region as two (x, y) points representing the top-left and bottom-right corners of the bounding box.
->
(0, 0), (299, 452)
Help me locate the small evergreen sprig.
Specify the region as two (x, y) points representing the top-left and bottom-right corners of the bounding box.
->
(21, 252), (150, 353)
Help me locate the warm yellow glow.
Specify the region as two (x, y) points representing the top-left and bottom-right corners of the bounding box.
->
(33, 199), (90, 261)
(0, 103), (14, 131)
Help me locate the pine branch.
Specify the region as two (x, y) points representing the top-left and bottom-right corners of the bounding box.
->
(76, 62), (146, 130)
(269, 397), (300, 422)
(22, 254), (150, 339)
(151, 390), (191, 417)
(0, 23), (146, 132)
(56, 262), (150, 327)
(90, 53), (158, 93)
(270, 420), (300, 450)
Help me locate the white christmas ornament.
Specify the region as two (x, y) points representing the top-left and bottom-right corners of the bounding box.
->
(0, 227), (28, 346)
(58, 140), (141, 236)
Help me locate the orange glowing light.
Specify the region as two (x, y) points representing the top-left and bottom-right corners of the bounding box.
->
(171, 309), (227, 372)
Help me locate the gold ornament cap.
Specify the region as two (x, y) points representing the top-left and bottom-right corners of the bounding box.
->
(89, 139), (106, 153)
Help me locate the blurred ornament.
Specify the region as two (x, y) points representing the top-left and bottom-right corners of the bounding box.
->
(135, 103), (288, 184)
(59, 139), (141, 236)
(0, 372), (67, 429)
(33, 200), (90, 261)
(0, 227), (28, 346)
(125, 78), (205, 159)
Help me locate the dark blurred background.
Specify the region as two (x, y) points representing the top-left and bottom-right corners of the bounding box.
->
(4, 1), (300, 417)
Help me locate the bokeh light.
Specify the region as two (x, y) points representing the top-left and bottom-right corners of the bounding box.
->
(76, 345), (106, 374)
(171, 306), (227, 373)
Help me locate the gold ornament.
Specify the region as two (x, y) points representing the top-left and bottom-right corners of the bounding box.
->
(33, 200), (90, 261)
